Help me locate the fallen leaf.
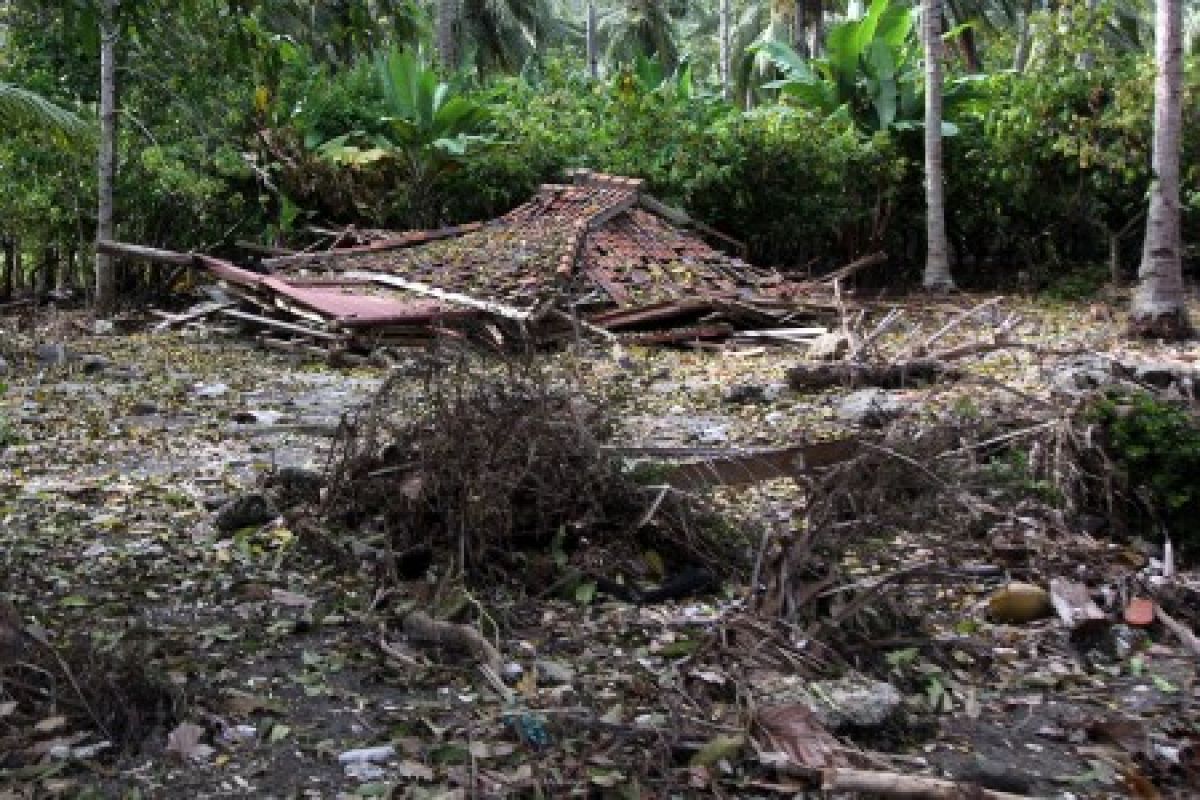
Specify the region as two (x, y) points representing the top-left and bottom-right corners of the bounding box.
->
(270, 588), (314, 608)
(755, 704), (844, 769)
(166, 721), (214, 762)
(689, 734), (745, 768)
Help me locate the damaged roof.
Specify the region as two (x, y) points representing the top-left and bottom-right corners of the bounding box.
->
(271, 170), (795, 316)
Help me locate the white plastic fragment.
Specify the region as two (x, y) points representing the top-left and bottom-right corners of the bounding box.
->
(337, 744), (395, 764)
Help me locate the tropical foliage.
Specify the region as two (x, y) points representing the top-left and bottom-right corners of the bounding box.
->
(0, 0), (1197, 297)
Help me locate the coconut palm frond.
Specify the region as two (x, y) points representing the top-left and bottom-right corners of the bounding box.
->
(0, 82), (92, 143)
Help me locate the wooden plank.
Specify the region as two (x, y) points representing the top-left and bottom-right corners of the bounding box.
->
(152, 300), (236, 332)
(98, 239), (196, 268)
(1049, 579), (1107, 630)
(217, 308), (343, 341)
(608, 439), (860, 489)
(342, 270), (531, 321)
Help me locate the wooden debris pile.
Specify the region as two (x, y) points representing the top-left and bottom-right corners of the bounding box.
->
(103, 172), (870, 357)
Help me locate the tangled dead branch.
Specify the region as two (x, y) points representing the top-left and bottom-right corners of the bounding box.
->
(318, 353), (749, 591)
(0, 606), (182, 762)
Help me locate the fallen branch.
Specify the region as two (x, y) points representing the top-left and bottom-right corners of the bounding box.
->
(821, 767), (1034, 799)
(787, 360), (959, 391)
(913, 296), (1003, 355)
(401, 610), (502, 672)
(1155, 605), (1200, 658)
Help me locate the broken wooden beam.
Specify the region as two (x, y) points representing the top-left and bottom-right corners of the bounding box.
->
(97, 239), (196, 268)
(608, 440), (860, 490)
(217, 308), (343, 341)
(152, 299), (236, 332)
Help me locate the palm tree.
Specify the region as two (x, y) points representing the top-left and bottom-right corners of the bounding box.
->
(602, 0), (679, 69)
(0, 83), (89, 141)
(922, 0), (955, 290)
(1131, 0), (1191, 337)
(96, 0), (118, 314)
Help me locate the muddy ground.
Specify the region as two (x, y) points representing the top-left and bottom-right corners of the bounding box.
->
(1, 294), (1198, 799)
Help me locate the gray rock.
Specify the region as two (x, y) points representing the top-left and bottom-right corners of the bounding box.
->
(195, 382), (230, 398)
(693, 425), (729, 445)
(836, 388), (905, 427)
(762, 382), (789, 402)
(535, 659), (575, 685)
(0, 356), (9, 377)
(808, 332), (850, 361)
(92, 320), (116, 335)
(723, 384), (768, 405)
(79, 355), (112, 375)
(35, 343), (70, 365)
(1123, 360), (1200, 393)
(753, 674), (902, 730)
(231, 409), (283, 425)
(1049, 356), (1114, 396)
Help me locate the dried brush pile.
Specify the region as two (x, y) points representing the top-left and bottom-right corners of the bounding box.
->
(319, 355), (747, 587)
(0, 603), (182, 763)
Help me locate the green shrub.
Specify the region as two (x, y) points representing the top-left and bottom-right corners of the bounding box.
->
(1089, 392), (1200, 557)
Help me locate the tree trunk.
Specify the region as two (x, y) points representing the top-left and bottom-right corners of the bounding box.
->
(60, 249), (76, 291)
(1108, 230), (1123, 286)
(37, 247), (58, 296)
(719, 0), (731, 99)
(809, 0), (824, 58)
(12, 242), (23, 293)
(793, 0), (809, 58)
(922, 0), (955, 291)
(1131, 0), (1191, 338)
(587, 1), (599, 78)
(1, 239), (13, 301)
(436, 0), (459, 71)
(1077, 0), (1100, 69)
(958, 25), (982, 72)
(95, 0), (118, 314)
(1012, 0), (1032, 71)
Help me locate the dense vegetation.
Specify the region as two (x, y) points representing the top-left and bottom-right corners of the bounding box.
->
(1, 0), (1198, 294)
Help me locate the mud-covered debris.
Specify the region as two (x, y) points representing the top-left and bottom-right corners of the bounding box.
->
(213, 492), (278, 532)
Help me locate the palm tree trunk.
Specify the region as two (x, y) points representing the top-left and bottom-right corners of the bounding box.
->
(95, 0), (117, 314)
(793, 0), (809, 58)
(436, 0), (459, 71)
(810, 0), (825, 58)
(587, 1), (599, 79)
(1013, 2), (1033, 72)
(1132, 0), (1191, 338)
(1077, 0), (1100, 69)
(718, 0), (731, 99)
(922, 0), (954, 291)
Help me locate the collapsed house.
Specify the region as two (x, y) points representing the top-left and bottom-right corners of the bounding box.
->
(108, 171), (866, 356)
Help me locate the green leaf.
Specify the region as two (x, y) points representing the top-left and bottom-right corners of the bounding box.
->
(574, 580), (597, 606)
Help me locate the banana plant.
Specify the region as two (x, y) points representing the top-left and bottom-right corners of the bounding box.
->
(317, 49), (493, 226)
(753, 0), (972, 134)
